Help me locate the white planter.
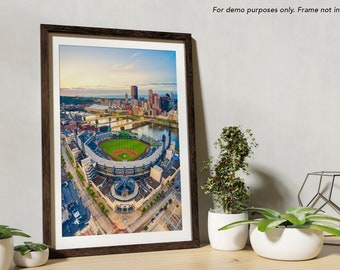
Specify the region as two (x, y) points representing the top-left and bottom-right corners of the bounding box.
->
(0, 237), (13, 270)
(208, 211), (248, 250)
(14, 248), (49, 268)
(249, 224), (324, 260)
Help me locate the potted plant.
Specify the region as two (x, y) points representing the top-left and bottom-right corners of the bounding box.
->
(201, 126), (257, 250)
(0, 225), (30, 270)
(14, 241), (49, 267)
(219, 206), (340, 260)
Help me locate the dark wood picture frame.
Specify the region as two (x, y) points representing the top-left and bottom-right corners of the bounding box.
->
(41, 24), (199, 258)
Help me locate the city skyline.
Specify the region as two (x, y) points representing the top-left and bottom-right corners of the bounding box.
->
(60, 88), (178, 98)
(59, 45), (177, 96)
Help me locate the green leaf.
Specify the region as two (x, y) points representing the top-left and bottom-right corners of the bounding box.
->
(257, 219), (287, 232)
(306, 214), (340, 223)
(14, 241), (49, 255)
(286, 207), (318, 214)
(301, 221), (340, 236)
(219, 220), (259, 231)
(0, 225), (30, 239)
(247, 207), (281, 219)
(281, 213), (306, 225)
(10, 230), (31, 238)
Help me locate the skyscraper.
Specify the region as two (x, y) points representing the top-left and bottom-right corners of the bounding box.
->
(148, 89), (153, 104)
(131, 85), (138, 100)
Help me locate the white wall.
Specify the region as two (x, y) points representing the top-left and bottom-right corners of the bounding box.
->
(1, 0), (340, 244)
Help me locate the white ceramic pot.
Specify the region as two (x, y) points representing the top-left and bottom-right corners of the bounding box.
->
(14, 248), (49, 268)
(208, 211), (248, 250)
(0, 237), (13, 270)
(249, 224), (324, 260)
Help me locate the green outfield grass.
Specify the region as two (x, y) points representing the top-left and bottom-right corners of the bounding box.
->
(99, 139), (149, 161)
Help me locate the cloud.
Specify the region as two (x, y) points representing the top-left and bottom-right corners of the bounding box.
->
(130, 52), (142, 58)
(111, 62), (136, 72)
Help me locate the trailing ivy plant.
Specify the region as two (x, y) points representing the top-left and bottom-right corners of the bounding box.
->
(14, 241), (49, 256)
(219, 207), (340, 236)
(202, 126), (258, 214)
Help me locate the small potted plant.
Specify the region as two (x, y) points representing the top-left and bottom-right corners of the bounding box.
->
(201, 126), (258, 250)
(0, 225), (30, 270)
(14, 241), (50, 267)
(219, 206), (340, 260)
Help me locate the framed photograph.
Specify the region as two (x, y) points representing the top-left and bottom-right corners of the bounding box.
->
(41, 24), (199, 258)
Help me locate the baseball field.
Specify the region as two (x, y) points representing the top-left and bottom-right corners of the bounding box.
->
(99, 138), (149, 161)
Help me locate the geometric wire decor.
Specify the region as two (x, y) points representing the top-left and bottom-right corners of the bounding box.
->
(298, 171), (340, 245)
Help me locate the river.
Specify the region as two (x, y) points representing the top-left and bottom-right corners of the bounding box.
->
(132, 123), (179, 150)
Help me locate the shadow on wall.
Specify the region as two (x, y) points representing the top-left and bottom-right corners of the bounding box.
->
(249, 166), (288, 211)
(191, 38), (289, 242)
(191, 38), (212, 243)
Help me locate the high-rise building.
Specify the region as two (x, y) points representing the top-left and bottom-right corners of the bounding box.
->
(131, 85), (138, 100)
(152, 93), (160, 109)
(160, 94), (172, 113)
(148, 89), (153, 102)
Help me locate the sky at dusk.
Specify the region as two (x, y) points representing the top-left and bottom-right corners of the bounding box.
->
(59, 45), (177, 96)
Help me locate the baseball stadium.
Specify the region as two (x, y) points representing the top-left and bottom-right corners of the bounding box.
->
(71, 126), (180, 222)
